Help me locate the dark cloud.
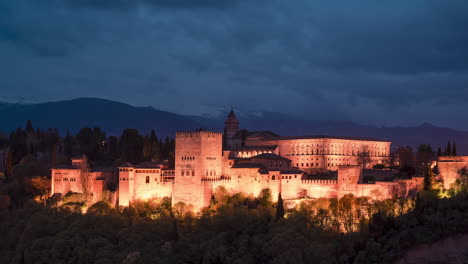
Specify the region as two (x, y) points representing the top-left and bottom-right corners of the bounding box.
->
(65, 0), (246, 10)
(1, 0), (468, 130)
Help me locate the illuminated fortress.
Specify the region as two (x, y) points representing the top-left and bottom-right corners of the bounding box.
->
(51, 110), (425, 209)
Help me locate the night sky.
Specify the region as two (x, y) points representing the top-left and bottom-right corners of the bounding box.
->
(1, 0), (468, 129)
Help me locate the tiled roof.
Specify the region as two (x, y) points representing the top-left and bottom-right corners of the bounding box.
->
(280, 169), (304, 174)
(236, 145), (278, 151)
(135, 162), (164, 169)
(119, 162), (134, 168)
(232, 163), (267, 169)
(51, 164), (75, 170)
(232, 130), (279, 139)
(250, 153), (290, 160)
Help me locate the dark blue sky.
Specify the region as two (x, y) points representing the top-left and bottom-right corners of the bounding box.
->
(1, 0), (468, 129)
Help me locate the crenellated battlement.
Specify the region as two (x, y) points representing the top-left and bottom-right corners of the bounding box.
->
(338, 165), (362, 169)
(302, 179), (337, 185)
(203, 179), (233, 186)
(176, 131), (223, 138)
(201, 177), (231, 182)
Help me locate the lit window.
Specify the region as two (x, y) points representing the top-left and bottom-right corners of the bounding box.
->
(146, 176), (150, 183)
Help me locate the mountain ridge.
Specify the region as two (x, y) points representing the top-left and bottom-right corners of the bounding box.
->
(0, 97), (466, 154)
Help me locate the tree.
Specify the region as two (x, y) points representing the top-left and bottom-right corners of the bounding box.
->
(276, 193), (285, 221)
(63, 131), (74, 158)
(76, 127), (106, 163)
(437, 147), (442, 157)
(257, 188), (272, 207)
(27, 176), (50, 205)
(25, 120), (34, 133)
(357, 145), (371, 169)
(143, 130), (160, 162)
(452, 142), (457, 156)
(78, 155), (92, 204)
(373, 164), (385, 170)
(87, 201), (116, 216)
(173, 202), (190, 221)
(394, 146), (415, 169)
(445, 141), (452, 156)
(119, 129), (144, 164)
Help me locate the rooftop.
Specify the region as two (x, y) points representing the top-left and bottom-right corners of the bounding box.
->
(279, 169), (304, 175)
(259, 135), (390, 142)
(250, 153), (291, 160)
(236, 145), (278, 151)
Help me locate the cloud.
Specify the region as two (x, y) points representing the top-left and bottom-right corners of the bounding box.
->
(0, 0), (468, 130)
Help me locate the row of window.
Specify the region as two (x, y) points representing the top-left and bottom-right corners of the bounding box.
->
(135, 169), (159, 174)
(181, 170), (195, 176)
(296, 163), (320, 167)
(56, 177), (76, 182)
(206, 170), (217, 177)
(270, 161), (285, 167)
(162, 170), (175, 176)
(206, 157), (217, 160)
(290, 149), (387, 156)
(182, 156), (195, 161)
(270, 175), (299, 180)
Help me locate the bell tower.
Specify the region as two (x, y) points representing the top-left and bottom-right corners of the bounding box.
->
(224, 108), (239, 139)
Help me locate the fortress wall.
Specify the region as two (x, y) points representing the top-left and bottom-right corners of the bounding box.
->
(132, 171), (172, 200)
(280, 178), (303, 199)
(438, 156), (468, 189)
(134, 182), (173, 201)
(92, 179), (104, 203)
(118, 169), (134, 207)
(207, 177), (281, 202)
(51, 169), (82, 195)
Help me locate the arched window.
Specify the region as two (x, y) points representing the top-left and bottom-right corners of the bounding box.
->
(272, 175), (275, 180)
(146, 176), (150, 183)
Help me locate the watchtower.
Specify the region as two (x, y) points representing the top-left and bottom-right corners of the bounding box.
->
(172, 131), (223, 209)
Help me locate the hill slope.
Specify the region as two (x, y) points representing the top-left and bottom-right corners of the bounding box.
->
(0, 98), (204, 137)
(1, 98), (467, 154)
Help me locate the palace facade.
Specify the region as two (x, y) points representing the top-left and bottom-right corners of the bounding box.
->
(51, 110), (425, 210)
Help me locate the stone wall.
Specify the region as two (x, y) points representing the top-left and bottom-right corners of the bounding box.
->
(172, 131), (223, 210)
(437, 156), (468, 189)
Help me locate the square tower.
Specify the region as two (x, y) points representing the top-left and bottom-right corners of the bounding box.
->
(172, 131), (223, 210)
(337, 165), (362, 197)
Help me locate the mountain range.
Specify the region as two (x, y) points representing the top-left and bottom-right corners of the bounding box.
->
(0, 97), (466, 154)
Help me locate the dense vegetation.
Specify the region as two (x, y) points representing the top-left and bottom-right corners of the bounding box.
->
(1, 121), (467, 263)
(3, 120), (176, 173)
(1, 180), (467, 264)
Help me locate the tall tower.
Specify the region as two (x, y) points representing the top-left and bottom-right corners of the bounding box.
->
(224, 108), (240, 150)
(172, 131), (223, 210)
(224, 108), (239, 139)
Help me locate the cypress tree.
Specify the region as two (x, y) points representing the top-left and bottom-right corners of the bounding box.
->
(25, 120), (33, 133)
(452, 142), (457, 156)
(437, 147), (442, 157)
(446, 141), (452, 156)
(276, 193), (285, 221)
